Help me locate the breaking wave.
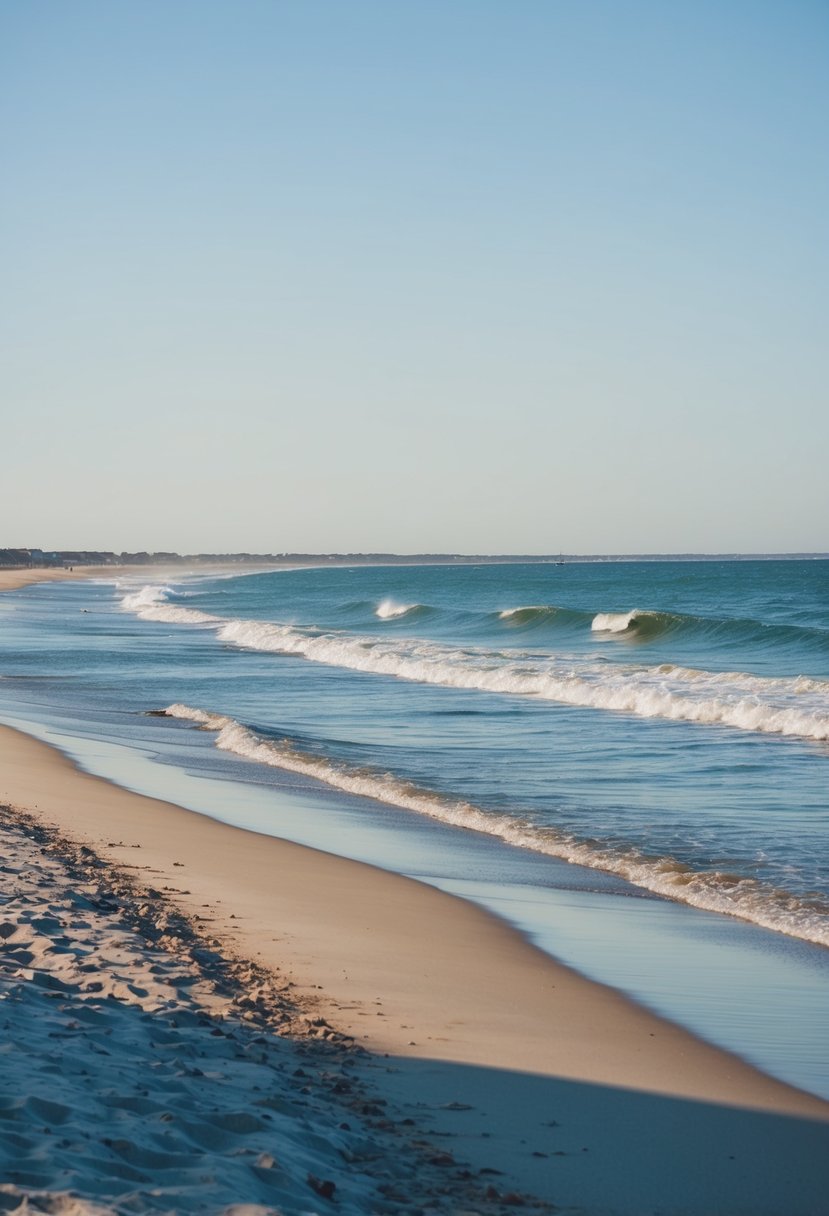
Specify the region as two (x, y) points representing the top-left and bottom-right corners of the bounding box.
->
(496, 602), (829, 657)
(588, 608), (829, 655)
(120, 585), (219, 626)
(497, 605), (573, 628)
(591, 609), (681, 638)
(160, 703), (829, 947)
(375, 598), (423, 620)
(120, 587), (829, 742)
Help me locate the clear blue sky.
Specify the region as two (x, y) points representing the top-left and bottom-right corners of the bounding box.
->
(2, 1), (827, 553)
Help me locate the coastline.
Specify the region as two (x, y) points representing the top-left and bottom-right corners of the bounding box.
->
(1, 721), (828, 1213)
(0, 568), (97, 592)
(0, 565), (236, 594)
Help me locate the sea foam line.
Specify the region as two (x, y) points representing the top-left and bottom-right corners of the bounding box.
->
(163, 703), (829, 947)
(121, 587), (829, 742)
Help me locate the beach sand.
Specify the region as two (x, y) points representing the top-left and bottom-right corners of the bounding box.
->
(0, 567), (216, 594)
(0, 563), (290, 596)
(0, 569), (95, 592)
(1, 722), (827, 1214)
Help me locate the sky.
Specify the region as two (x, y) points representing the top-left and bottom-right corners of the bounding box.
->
(2, 0), (827, 554)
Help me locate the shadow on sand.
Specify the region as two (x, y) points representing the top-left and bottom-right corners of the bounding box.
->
(359, 1052), (829, 1215)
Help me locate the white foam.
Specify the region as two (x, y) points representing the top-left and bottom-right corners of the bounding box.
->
(375, 598), (417, 620)
(592, 610), (638, 633)
(120, 584), (220, 626)
(214, 619), (829, 741)
(120, 585), (178, 610)
(121, 591), (829, 742)
(164, 703), (829, 946)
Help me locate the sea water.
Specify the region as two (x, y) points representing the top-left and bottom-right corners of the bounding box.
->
(1, 559), (827, 1097)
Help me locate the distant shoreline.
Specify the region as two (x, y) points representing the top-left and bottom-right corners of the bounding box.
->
(2, 547), (826, 600)
(2, 549), (827, 577)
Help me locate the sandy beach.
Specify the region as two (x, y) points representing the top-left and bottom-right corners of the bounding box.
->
(0, 718), (827, 1215)
(0, 569), (95, 593)
(0, 567), (242, 595)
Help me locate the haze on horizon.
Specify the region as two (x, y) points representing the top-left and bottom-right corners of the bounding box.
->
(2, 1), (827, 556)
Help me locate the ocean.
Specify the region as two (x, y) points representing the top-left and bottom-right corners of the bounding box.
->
(1, 559), (827, 1098)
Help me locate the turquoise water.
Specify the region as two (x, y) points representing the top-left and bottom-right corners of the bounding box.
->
(1, 559), (828, 1096)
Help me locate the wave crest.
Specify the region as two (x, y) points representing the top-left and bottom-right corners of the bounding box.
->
(591, 609), (680, 638)
(120, 584), (219, 626)
(375, 598), (421, 620)
(160, 703), (829, 947)
(120, 588), (829, 742)
(498, 605), (560, 625)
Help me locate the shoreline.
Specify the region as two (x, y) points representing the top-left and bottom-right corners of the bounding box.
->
(0, 565), (254, 594)
(1, 721), (828, 1213)
(0, 568), (100, 592)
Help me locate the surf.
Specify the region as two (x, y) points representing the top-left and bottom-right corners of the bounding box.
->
(159, 703), (829, 948)
(121, 587), (829, 743)
(374, 598), (425, 620)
